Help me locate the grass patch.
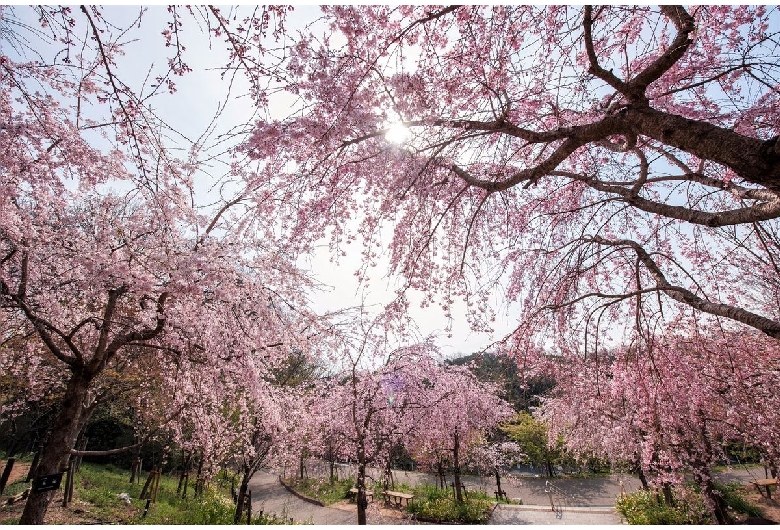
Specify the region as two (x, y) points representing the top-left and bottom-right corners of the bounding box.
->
(406, 484), (493, 524)
(713, 482), (765, 519)
(616, 487), (709, 525)
(284, 476), (495, 524)
(286, 476), (354, 505)
(0, 462), (284, 525)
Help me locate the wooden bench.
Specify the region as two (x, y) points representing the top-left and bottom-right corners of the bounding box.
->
(751, 478), (778, 499)
(348, 487), (374, 503)
(382, 490), (414, 507)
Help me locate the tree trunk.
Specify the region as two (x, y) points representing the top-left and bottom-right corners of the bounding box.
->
(700, 477), (731, 525)
(356, 461), (368, 525)
(662, 483), (674, 507)
(637, 466), (649, 489)
(233, 468), (250, 524)
(453, 431), (463, 504)
(20, 371), (92, 525)
(0, 458), (15, 495)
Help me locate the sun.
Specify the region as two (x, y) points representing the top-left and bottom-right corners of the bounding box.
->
(385, 122), (410, 144)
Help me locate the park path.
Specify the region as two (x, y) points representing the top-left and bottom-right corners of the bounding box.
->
(248, 472), (415, 525)
(249, 464), (763, 525)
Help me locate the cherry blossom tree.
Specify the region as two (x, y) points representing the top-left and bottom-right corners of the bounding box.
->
(538, 324), (780, 523)
(466, 441), (523, 499)
(0, 6), (319, 524)
(241, 5), (780, 353)
(407, 364), (514, 502)
(317, 340), (443, 525)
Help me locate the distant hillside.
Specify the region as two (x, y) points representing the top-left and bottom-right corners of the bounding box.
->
(446, 352), (554, 412)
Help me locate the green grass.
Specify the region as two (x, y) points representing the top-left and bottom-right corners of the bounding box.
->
(616, 487), (709, 525)
(287, 476), (354, 505)
(615, 481), (764, 525)
(713, 481), (765, 518)
(4, 462), (284, 525)
(406, 484), (494, 524)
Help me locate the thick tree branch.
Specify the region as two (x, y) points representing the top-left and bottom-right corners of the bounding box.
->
(583, 6), (630, 96)
(588, 236), (780, 339)
(0, 278), (79, 366)
(551, 170), (780, 226)
(629, 6), (696, 96)
(89, 291), (168, 375)
(625, 107), (780, 192)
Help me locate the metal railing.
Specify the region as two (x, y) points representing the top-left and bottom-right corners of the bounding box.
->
(544, 480), (568, 519)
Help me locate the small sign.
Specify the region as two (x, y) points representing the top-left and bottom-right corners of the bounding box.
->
(32, 472), (63, 493)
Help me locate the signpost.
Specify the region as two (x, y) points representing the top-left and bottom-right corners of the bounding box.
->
(32, 472), (63, 493)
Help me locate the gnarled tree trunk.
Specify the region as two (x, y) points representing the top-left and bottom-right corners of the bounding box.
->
(20, 371), (93, 525)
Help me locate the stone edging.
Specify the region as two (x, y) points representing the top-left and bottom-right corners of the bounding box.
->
(277, 476), (326, 507)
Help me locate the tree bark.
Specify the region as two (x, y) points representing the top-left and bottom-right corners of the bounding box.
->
(453, 430), (463, 503)
(356, 461), (367, 525)
(233, 466), (250, 524)
(19, 370), (92, 525)
(637, 467), (649, 490)
(662, 483), (674, 507)
(625, 106), (780, 193)
(0, 458), (15, 495)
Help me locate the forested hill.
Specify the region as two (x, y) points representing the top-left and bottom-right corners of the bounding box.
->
(446, 353), (554, 412)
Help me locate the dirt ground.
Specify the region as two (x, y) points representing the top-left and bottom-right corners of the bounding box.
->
(740, 486), (780, 524)
(1, 459), (30, 486)
(329, 498), (410, 521)
(0, 460), (138, 524)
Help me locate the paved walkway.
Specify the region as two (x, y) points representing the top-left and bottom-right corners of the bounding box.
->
(248, 465), (762, 525)
(491, 504), (622, 525)
(248, 472), (413, 525)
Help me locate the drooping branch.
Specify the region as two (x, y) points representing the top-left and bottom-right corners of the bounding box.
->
(70, 403), (185, 456)
(550, 170), (780, 227)
(588, 235), (780, 339)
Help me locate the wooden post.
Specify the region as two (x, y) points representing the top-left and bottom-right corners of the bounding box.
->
(142, 498), (152, 518)
(0, 457), (15, 495)
(140, 469), (155, 499)
(63, 459), (74, 507)
(181, 472), (189, 499)
(195, 453), (204, 497)
(152, 469), (161, 503)
(26, 451), (40, 482)
(130, 457), (140, 484)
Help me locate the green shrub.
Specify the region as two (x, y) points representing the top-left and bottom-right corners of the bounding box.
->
(287, 476), (354, 505)
(406, 484), (493, 524)
(616, 487), (710, 525)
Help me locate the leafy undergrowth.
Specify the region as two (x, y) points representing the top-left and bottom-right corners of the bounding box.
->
(406, 484), (494, 524)
(0, 462), (284, 525)
(616, 481), (767, 525)
(286, 476), (354, 505)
